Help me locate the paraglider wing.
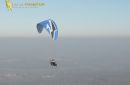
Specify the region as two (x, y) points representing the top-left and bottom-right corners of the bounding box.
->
(36, 19), (58, 40)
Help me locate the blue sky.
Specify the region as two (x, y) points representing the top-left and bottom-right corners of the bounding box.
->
(0, 0), (130, 37)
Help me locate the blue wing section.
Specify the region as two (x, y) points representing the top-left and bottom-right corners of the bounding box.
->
(37, 20), (51, 34)
(37, 23), (43, 33)
(51, 20), (58, 40)
(36, 19), (58, 40)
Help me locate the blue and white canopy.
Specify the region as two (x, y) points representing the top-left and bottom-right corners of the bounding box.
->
(37, 19), (58, 40)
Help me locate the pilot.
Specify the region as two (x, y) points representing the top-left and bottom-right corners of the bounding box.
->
(50, 59), (57, 67)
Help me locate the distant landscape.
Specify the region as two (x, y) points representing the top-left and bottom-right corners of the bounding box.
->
(0, 37), (130, 85)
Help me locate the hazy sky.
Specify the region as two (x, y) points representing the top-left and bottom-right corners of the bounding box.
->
(0, 0), (130, 37)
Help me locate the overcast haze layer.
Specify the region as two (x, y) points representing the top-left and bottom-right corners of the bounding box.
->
(0, 37), (130, 85)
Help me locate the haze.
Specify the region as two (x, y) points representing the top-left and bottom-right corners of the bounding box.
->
(0, 37), (130, 85)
